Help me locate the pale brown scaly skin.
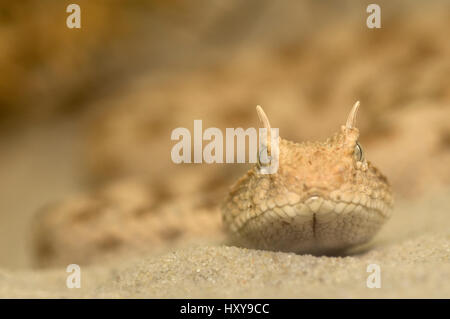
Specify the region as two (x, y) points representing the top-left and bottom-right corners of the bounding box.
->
(221, 102), (394, 254)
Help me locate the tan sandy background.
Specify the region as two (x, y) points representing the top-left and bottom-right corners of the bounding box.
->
(0, 0), (449, 298)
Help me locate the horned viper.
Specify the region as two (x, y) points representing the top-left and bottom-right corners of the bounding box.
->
(221, 102), (394, 254)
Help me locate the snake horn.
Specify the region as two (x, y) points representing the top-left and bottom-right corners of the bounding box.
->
(346, 101), (360, 129)
(256, 105), (272, 154)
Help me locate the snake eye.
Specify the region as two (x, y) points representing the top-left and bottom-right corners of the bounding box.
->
(354, 142), (363, 162)
(258, 145), (271, 167)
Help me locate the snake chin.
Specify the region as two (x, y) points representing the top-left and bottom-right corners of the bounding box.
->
(225, 197), (391, 255)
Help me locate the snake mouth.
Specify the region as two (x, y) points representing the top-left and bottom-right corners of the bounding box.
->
(225, 192), (392, 254)
(301, 191), (392, 218)
(295, 195), (391, 221)
(312, 212), (317, 238)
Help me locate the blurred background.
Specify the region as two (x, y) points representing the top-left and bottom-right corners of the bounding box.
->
(0, 0), (449, 269)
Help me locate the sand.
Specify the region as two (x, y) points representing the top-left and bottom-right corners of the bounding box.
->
(1, 187), (448, 298)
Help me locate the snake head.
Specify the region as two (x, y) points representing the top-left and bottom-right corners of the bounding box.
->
(222, 101), (393, 253)
(255, 101), (373, 200)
